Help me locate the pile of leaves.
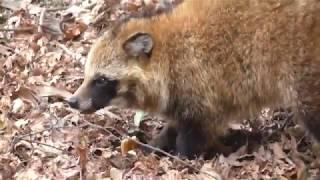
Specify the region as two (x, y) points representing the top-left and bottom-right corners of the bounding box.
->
(0, 0), (319, 179)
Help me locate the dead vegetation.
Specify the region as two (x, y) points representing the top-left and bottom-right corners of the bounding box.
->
(0, 0), (319, 179)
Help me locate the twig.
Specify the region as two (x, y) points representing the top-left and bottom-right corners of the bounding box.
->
(296, 134), (307, 148)
(21, 138), (67, 152)
(15, 121), (87, 141)
(82, 120), (219, 179)
(0, 27), (34, 32)
(15, 125), (65, 140)
(279, 111), (294, 131)
(46, 7), (68, 12)
(82, 119), (125, 139)
(97, 107), (122, 120)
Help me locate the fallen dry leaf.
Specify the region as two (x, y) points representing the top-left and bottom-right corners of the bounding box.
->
(63, 21), (87, 40)
(121, 137), (138, 155)
(12, 86), (39, 106)
(35, 85), (72, 100)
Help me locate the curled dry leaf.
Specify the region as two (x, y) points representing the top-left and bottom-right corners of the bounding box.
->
(14, 141), (33, 161)
(13, 86), (39, 106)
(120, 136), (138, 155)
(63, 21), (88, 40)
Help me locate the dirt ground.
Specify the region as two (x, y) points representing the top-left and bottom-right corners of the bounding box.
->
(0, 0), (319, 179)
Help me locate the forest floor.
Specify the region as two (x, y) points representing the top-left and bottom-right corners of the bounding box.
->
(0, 0), (319, 179)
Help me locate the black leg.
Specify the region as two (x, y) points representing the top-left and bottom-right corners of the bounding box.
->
(175, 120), (241, 159)
(148, 122), (178, 153)
(175, 121), (208, 158)
(301, 110), (320, 142)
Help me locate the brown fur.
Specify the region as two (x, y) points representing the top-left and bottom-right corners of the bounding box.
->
(71, 0), (320, 158)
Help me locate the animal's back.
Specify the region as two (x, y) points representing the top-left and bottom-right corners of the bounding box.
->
(157, 0), (320, 120)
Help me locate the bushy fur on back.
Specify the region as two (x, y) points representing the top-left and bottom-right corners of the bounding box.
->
(70, 0), (320, 158)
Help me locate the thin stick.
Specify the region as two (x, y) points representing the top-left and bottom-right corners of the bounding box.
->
(82, 119), (125, 139)
(46, 7), (68, 12)
(0, 27), (34, 32)
(15, 125), (65, 140)
(15, 124), (87, 140)
(21, 138), (67, 152)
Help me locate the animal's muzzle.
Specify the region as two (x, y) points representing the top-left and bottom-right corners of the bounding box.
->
(68, 96), (79, 109)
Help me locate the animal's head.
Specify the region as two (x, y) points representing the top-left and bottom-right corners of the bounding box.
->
(68, 26), (157, 113)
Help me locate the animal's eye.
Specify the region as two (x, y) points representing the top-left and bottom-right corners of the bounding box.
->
(94, 76), (109, 86)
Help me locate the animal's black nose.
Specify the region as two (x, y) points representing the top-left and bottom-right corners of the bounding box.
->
(68, 96), (79, 109)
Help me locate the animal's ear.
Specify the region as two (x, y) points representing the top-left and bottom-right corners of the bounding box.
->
(122, 32), (153, 57)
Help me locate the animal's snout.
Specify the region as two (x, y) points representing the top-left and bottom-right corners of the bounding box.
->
(68, 96), (79, 109)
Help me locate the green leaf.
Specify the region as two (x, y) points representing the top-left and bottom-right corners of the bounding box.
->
(133, 111), (145, 127)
